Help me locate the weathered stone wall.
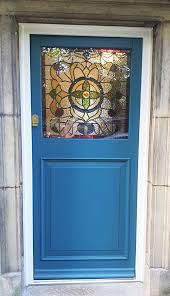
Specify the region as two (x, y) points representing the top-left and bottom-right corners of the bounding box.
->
(146, 22), (170, 296)
(0, 16), (22, 296)
(1, 0), (170, 24)
(0, 3), (170, 295)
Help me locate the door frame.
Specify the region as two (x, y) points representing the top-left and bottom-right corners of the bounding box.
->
(19, 23), (152, 286)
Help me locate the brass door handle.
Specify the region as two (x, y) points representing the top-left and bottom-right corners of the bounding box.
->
(32, 114), (39, 127)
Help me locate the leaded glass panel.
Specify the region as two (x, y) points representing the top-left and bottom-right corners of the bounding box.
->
(41, 47), (130, 138)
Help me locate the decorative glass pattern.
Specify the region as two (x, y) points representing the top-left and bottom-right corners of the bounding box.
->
(42, 47), (130, 138)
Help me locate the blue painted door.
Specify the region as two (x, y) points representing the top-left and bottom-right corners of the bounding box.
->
(31, 35), (142, 280)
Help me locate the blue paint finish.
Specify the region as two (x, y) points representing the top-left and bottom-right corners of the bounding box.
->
(31, 35), (142, 280)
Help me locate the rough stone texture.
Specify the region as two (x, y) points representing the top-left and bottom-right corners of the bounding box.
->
(152, 23), (170, 117)
(0, 272), (21, 296)
(150, 269), (164, 296)
(0, 0), (170, 24)
(148, 118), (170, 186)
(0, 15), (22, 276)
(146, 21), (170, 296)
(160, 270), (170, 296)
(0, 188), (21, 274)
(25, 282), (144, 296)
(147, 187), (170, 268)
(0, 16), (21, 189)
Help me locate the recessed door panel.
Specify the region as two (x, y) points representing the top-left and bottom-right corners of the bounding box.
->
(42, 159), (129, 259)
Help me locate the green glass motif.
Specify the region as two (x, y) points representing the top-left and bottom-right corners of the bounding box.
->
(42, 47), (130, 138)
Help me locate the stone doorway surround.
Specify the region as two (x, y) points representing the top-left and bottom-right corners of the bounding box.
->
(0, 3), (170, 295)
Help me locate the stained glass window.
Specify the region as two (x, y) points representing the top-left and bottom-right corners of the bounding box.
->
(42, 47), (130, 138)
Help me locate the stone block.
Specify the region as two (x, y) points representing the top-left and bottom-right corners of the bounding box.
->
(148, 186), (170, 269)
(0, 16), (20, 116)
(0, 272), (21, 296)
(25, 282), (144, 296)
(160, 270), (170, 296)
(146, 182), (153, 265)
(150, 269), (163, 296)
(1, 1), (170, 22)
(152, 23), (170, 117)
(0, 188), (21, 273)
(148, 117), (170, 186)
(0, 115), (21, 188)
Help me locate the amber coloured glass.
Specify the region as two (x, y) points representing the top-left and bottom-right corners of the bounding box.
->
(41, 47), (130, 138)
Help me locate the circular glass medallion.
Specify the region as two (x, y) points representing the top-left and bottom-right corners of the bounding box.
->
(68, 77), (104, 113)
